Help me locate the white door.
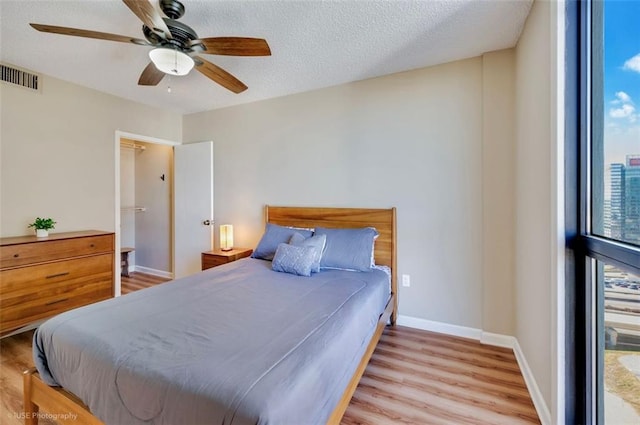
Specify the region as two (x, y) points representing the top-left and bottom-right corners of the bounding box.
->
(174, 141), (214, 278)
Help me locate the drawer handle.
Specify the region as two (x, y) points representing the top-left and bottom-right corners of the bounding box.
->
(13, 253), (19, 258)
(90, 244), (95, 248)
(46, 272), (70, 279)
(45, 298), (69, 306)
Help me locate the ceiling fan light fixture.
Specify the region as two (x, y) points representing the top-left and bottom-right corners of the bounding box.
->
(148, 47), (194, 76)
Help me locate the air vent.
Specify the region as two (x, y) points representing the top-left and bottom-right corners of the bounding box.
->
(1, 64), (40, 91)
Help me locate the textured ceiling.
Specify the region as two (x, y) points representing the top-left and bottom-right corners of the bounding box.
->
(0, 0), (533, 115)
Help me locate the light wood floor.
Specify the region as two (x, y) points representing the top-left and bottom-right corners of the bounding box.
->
(0, 272), (539, 425)
(121, 271), (170, 294)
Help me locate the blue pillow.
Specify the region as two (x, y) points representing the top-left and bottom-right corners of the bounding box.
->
(252, 223), (313, 261)
(272, 243), (316, 277)
(314, 226), (379, 272)
(289, 232), (326, 273)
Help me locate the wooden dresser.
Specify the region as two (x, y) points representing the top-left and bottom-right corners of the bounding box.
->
(0, 230), (115, 336)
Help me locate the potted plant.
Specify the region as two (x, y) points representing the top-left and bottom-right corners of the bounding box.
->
(28, 217), (56, 238)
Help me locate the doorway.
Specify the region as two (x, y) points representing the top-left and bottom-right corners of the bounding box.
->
(114, 131), (179, 296)
(120, 138), (174, 278)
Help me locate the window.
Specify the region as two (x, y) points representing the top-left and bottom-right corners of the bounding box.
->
(598, 261), (640, 422)
(568, 1), (640, 423)
(591, 1), (640, 249)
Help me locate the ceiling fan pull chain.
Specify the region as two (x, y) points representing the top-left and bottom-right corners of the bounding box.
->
(173, 46), (178, 74)
(167, 75), (172, 93)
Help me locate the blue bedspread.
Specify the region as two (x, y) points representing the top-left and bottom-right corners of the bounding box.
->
(33, 258), (389, 425)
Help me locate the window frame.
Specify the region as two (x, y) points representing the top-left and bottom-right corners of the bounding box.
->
(566, 0), (640, 423)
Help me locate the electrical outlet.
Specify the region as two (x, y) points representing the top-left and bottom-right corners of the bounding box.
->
(402, 274), (411, 287)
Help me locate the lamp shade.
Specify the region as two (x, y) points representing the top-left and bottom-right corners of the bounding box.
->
(220, 224), (234, 251)
(148, 48), (194, 76)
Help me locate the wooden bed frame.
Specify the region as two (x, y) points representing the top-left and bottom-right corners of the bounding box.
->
(23, 206), (397, 425)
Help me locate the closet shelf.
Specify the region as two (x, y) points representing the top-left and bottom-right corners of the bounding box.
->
(121, 142), (146, 151)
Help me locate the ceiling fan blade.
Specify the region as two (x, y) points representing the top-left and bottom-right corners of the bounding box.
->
(194, 57), (248, 94)
(195, 37), (271, 56)
(30, 23), (149, 45)
(122, 0), (172, 39)
(138, 62), (165, 86)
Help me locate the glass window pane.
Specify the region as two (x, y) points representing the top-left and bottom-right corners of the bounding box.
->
(599, 261), (640, 423)
(592, 0), (640, 247)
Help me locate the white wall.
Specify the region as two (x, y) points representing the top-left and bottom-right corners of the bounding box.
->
(0, 74), (182, 237)
(134, 142), (173, 273)
(514, 0), (562, 422)
(482, 49), (516, 336)
(184, 57), (507, 331)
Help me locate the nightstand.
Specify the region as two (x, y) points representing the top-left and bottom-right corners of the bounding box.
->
(202, 248), (253, 270)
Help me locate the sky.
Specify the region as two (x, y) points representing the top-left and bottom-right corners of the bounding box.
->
(603, 0), (640, 166)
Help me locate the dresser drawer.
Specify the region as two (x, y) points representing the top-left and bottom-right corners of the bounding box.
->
(0, 254), (113, 333)
(1, 253), (112, 298)
(0, 234), (113, 269)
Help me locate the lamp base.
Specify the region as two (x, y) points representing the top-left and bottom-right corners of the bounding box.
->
(221, 247), (233, 252)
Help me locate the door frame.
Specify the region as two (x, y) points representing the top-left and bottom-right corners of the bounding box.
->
(114, 130), (180, 296)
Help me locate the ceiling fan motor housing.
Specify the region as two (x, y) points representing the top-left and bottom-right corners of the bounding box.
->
(143, 19), (198, 51)
(142, 1), (201, 53)
(160, 0), (185, 20)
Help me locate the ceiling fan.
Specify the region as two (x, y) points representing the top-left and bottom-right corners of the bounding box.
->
(30, 0), (271, 93)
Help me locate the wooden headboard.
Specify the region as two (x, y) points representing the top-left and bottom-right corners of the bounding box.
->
(265, 205), (397, 320)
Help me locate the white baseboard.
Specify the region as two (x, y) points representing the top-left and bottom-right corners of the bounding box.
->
(397, 315), (482, 340)
(513, 339), (552, 425)
(397, 315), (550, 425)
(480, 331), (516, 349)
(133, 265), (174, 279)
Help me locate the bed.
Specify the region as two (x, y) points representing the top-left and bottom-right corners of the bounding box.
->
(23, 206), (397, 425)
